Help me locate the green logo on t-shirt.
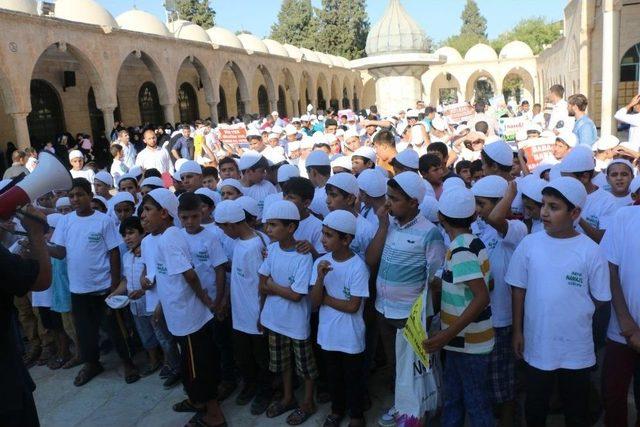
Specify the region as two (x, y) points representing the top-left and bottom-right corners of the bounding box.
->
(88, 232), (102, 243)
(566, 271), (583, 287)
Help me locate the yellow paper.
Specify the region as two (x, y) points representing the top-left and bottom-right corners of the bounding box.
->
(403, 293), (430, 369)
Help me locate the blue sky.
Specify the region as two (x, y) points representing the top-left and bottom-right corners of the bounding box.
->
(100, 0), (564, 43)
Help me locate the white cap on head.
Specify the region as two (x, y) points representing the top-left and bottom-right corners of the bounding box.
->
(55, 196), (71, 209)
(322, 210), (357, 235)
(442, 177), (466, 191)
(393, 149), (419, 170)
(117, 172), (137, 187)
(262, 200), (300, 222)
(438, 187), (476, 219)
(220, 178), (244, 195)
(543, 176), (587, 209)
(147, 188), (179, 219)
(141, 177), (164, 188)
(606, 158), (634, 173)
(174, 158), (188, 174)
(264, 150), (287, 166)
(285, 124), (298, 135)
(331, 155), (353, 172)
(357, 168), (386, 197)
(238, 151), (263, 171)
(327, 172), (359, 197)
(392, 171), (426, 202)
(179, 160), (202, 176)
(214, 200), (245, 224)
(406, 109), (419, 119)
(556, 130), (577, 148)
(291, 117), (301, 123)
(526, 123), (543, 134)
(288, 140), (301, 151)
(195, 187), (220, 206)
(246, 129), (262, 139)
(92, 195), (108, 209)
(630, 175), (640, 194)
(277, 164), (300, 183)
(129, 166), (142, 178)
(519, 175), (546, 203)
(300, 137), (315, 150)
(431, 116), (447, 132)
(549, 163), (563, 181)
(419, 195), (439, 223)
(472, 175), (508, 198)
(172, 171), (182, 182)
(68, 150), (83, 161)
(593, 134), (620, 151)
(268, 132), (280, 141)
(94, 171), (113, 187)
(271, 110), (279, 117)
(353, 146), (376, 163)
(109, 191), (135, 209)
(300, 114), (310, 122)
(483, 139), (513, 167)
(344, 129), (360, 140)
(272, 125), (283, 134)
(533, 159), (558, 178)
(306, 150), (331, 167)
(560, 145), (595, 173)
(410, 124), (425, 146)
(237, 196), (260, 218)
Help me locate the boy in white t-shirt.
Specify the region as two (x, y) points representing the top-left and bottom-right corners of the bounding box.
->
(68, 150), (95, 186)
(140, 189), (226, 427)
(310, 210), (369, 427)
(471, 176), (527, 423)
(506, 177), (611, 427)
(605, 159), (634, 207)
(93, 171), (113, 201)
(305, 150), (331, 218)
(282, 177), (324, 259)
(258, 200), (316, 425)
(518, 176), (546, 234)
(215, 200), (273, 415)
(239, 152), (276, 217)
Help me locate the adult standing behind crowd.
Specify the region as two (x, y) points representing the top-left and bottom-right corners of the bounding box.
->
(568, 94), (597, 147)
(171, 125), (194, 161)
(135, 128), (175, 179)
(547, 84), (571, 132)
(1, 206), (51, 426)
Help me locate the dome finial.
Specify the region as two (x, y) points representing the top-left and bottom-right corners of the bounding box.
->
(366, 0), (428, 56)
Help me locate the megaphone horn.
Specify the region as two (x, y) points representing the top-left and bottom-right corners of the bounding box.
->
(0, 151), (72, 220)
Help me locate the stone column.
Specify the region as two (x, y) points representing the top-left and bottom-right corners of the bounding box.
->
(162, 103), (176, 125)
(269, 99), (278, 115)
(370, 65), (427, 116)
(101, 107), (115, 141)
(600, 0), (621, 136)
(291, 98), (300, 117)
(208, 102), (219, 124)
(11, 113), (30, 149)
(241, 99), (252, 117)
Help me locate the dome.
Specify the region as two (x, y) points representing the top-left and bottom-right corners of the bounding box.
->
(166, 19), (210, 43)
(0, 0), (36, 14)
(499, 40), (534, 59)
(54, 0), (117, 27)
(366, 0), (429, 56)
(316, 52), (334, 66)
(283, 44), (303, 60)
(263, 39), (289, 57)
(464, 43), (498, 62)
(300, 48), (320, 63)
(116, 9), (171, 37)
(237, 33), (269, 54)
(206, 26), (243, 49)
(434, 46), (462, 63)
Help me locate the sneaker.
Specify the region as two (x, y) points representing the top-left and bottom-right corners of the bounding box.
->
(235, 383), (257, 406)
(163, 371), (181, 389)
(378, 407), (398, 427)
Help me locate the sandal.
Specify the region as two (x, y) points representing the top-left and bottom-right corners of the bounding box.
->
(124, 365), (141, 384)
(47, 356), (69, 370)
(286, 407), (316, 425)
(173, 399), (205, 413)
(62, 356), (82, 369)
(186, 417), (227, 427)
(266, 400), (298, 418)
(73, 363), (104, 386)
(322, 413), (343, 427)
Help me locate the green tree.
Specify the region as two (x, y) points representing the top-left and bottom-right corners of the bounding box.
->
(442, 32), (485, 56)
(270, 0), (319, 50)
(460, 0), (487, 39)
(172, 0), (215, 29)
(491, 18), (562, 55)
(315, 0), (370, 60)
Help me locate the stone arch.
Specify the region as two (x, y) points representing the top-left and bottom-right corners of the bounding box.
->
(177, 82), (200, 123)
(362, 77), (376, 110)
(620, 42), (640, 82)
(428, 72), (462, 106)
(258, 85), (269, 117)
(316, 72), (330, 111)
(464, 70), (497, 104)
(138, 81), (163, 125)
(341, 76), (354, 109)
(27, 79), (65, 147)
(175, 55), (215, 105)
(500, 66), (535, 104)
(116, 50), (172, 107)
(218, 61), (251, 119)
(252, 64), (277, 115)
(277, 85), (287, 117)
(329, 74), (340, 110)
(299, 70), (314, 110)
(279, 67), (299, 116)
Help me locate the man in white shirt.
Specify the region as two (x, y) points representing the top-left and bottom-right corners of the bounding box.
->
(614, 94), (640, 150)
(135, 129), (174, 175)
(547, 84), (571, 132)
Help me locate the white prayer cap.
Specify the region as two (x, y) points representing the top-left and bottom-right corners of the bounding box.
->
(147, 188), (179, 219)
(195, 187), (220, 205)
(219, 178), (244, 194)
(526, 123), (543, 134)
(606, 158), (634, 173)
(559, 145), (595, 173)
(300, 114), (310, 122)
(174, 158), (188, 174)
(327, 172), (359, 196)
(442, 177), (466, 191)
(179, 160), (202, 176)
(593, 134), (620, 151)
(406, 109), (419, 118)
(431, 116), (447, 132)
(268, 133), (280, 140)
(291, 117), (301, 123)
(93, 171), (112, 187)
(549, 163), (562, 181)
(353, 146), (376, 163)
(237, 196), (260, 218)
(472, 175), (508, 198)
(264, 150), (287, 165)
(55, 196), (71, 209)
(630, 175), (640, 194)
(46, 213), (63, 228)
(277, 164), (300, 183)
(272, 125), (284, 134)
(556, 130), (577, 148)
(419, 195), (439, 223)
(324, 133), (338, 145)
(357, 168), (386, 198)
(246, 129), (262, 139)
(129, 166), (143, 178)
(109, 191), (135, 209)
(543, 176), (587, 209)
(262, 200), (300, 222)
(519, 176), (546, 203)
(344, 129), (360, 140)
(197, 157), (212, 166)
(300, 137), (315, 150)
(172, 171), (182, 182)
(140, 177), (164, 188)
(323, 209), (357, 235)
(331, 155), (353, 172)
(288, 140), (301, 151)
(393, 149), (419, 170)
(271, 110), (279, 117)
(482, 139), (513, 167)
(238, 151), (263, 171)
(392, 171), (426, 202)
(285, 124), (298, 135)
(117, 172), (137, 186)
(533, 159), (557, 178)
(306, 150), (331, 167)
(335, 129), (345, 138)
(91, 195), (108, 210)
(68, 150), (83, 161)
(411, 124), (425, 146)
(214, 200), (245, 224)
(438, 187), (476, 219)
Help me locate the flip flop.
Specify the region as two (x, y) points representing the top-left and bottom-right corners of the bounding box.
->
(266, 400), (298, 418)
(286, 407), (316, 425)
(173, 399), (205, 413)
(62, 356), (82, 370)
(47, 356), (69, 370)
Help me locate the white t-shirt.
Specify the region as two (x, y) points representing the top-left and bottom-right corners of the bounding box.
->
(613, 194), (633, 209)
(135, 147), (174, 175)
(31, 287), (52, 308)
(294, 214), (325, 255)
(351, 214), (375, 261)
(505, 231), (611, 370)
(140, 233), (160, 311)
(311, 253), (369, 354)
(181, 228), (228, 301)
(231, 232), (268, 335)
(310, 186), (330, 218)
(51, 211), (121, 294)
(578, 187), (618, 232)
(259, 243), (313, 340)
(204, 223), (236, 262)
(601, 206), (640, 344)
(472, 218), (527, 327)
(242, 179), (277, 218)
(70, 168), (95, 184)
(154, 226), (213, 336)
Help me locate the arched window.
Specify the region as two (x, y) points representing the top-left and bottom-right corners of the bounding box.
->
(621, 43), (640, 82)
(138, 82), (163, 126)
(27, 79), (64, 147)
(277, 86), (287, 117)
(178, 82), (199, 123)
(258, 85), (269, 117)
(353, 87), (360, 112)
(87, 87), (105, 142)
(217, 87), (228, 122)
(342, 87), (350, 109)
(305, 89), (310, 107)
(317, 87), (326, 111)
(235, 87), (245, 118)
(473, 77), (494, 104)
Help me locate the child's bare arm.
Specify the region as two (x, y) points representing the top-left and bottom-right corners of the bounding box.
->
(487, 181), (517, 236)
(323, 294), (361, 314)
